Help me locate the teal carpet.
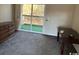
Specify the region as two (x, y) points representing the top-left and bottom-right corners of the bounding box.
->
(20, 24), (43, 32)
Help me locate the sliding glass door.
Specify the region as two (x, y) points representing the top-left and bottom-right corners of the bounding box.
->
(20, 4), (45, 33)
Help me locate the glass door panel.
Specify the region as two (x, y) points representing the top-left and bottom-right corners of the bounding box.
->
(31, 4), (44, 32)
(20, 4), (32, 31)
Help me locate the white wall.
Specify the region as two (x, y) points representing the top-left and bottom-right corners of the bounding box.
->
(72, 5), (79, 33)
(43, 4), (74, 36)
(0, 4), (12, 22)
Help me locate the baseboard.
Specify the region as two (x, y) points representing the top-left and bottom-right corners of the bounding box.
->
(42, 33), (57, 39)
(42, 33), (57, 36)
(17, 29), (57, 38)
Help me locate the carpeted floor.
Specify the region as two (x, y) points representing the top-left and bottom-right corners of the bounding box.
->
(0, 31), (60, 55)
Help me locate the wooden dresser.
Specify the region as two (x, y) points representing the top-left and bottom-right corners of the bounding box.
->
(57, 26), (79, 55)
(0, 22), (16, 43)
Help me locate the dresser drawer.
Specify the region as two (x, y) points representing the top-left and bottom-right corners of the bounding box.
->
(0, 22), (16, 43)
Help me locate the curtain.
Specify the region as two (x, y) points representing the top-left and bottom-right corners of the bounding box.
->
(12, 4), (21, 29)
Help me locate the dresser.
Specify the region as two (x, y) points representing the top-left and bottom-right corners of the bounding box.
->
(0, 22), (16, 43)
(57, 26), (79, 55)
